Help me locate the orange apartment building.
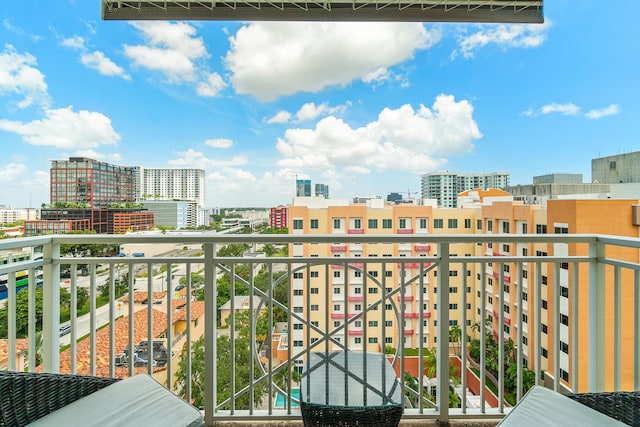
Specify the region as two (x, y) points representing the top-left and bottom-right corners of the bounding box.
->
(288, 195), (640, 393)
(287, 197), (478, 371)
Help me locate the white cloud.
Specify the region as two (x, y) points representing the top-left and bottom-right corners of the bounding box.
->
(204, 138), (233, 149)
(124, 22), (208, 83)
(0, 106), (120, 149)
(453, 21), (550, 59)
(168, 148), (246, 168)
(0, 162), (27, 182)
(0, 163), (48, 207)
(586, 104), (620, 120)
(206, 167), (297, 206)
(295, 102), (349, 122)
(0, 44), (50, 109)
(540, 102), (580, 116)
(225, 22), (440, 101)
(276, 94), (481, 175)
(72, 149), (122, 161)
(267, 110), (292, 124)
(196, 72), (226, 97)
(80, 51), (131, 80)
(61, 35), (86, 50)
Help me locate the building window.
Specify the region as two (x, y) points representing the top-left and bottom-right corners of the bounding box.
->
(419, 218), (428, 229)
(368, 320), (378, 327)
(353, 218), (362, 229)
(561, 286), (569, 298)
(560, 314), (569, 326)
(310, 219), (319, 229)
(560, 341), (569, 354)
(368, 219), (378, 229)
(333, 304), (340, 311)
(522, 313), (528, 323)
(294, 307), (303, 313)
(293, 323), (303, 330)
(487, 220), (493, 232)
(368, 337), (378, 343)
(333, 218), (341, 229)
(310, 287), (319, 294)
(541, 348), (548, 358)
(477, 219), (482, 230)
(385, 271), (392, 277)
(334, 287), (341, 294)
(354, 337), (362, 344)
(310, 304), (319, 311)
(536, 224), (547, 234)
(542, 324), (548, 334)
(293, 289), (303, 296)
(368, 287), (378, 294)
(293, 219), (303, 230)
(294, 340), (303, 347)
(293, 272), (303, 279)
(354, 304), (362, 311)
(448, 218), (458, 229)
(385, 320), (393, 327)
(464, 218), (472, 229)
(386, 304), (393, 310)
(554, 226), (568, 234)
(311, 271), (319, 278)
(542, 300), (548, 309)
(399, 218), (407, 229)
(434, 219), (443, 229)
(560, 369), (569, 382)
(382, 219), (392, 229)
(385, 337), (393, 344)
(502, 221), (509, 233)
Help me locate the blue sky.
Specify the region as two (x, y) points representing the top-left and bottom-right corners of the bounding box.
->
(1, 1), (638, 209)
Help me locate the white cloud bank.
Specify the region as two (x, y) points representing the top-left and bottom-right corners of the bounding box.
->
(453, 21), (550, 59)
(586, 104), (620, 120)
(125, 22), (226, 97)
(276, 94), (481, 174)
(225, 22), (440, 101)
(0, 44), (50, 109)
(0, 106), (120, 149)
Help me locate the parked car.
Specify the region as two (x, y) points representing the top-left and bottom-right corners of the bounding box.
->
(59, 324), (71, 336)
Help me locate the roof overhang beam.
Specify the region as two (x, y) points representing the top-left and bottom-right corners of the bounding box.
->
(101, 0), (543, 23)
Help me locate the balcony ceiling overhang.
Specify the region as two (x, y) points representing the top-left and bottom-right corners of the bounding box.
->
(101, 0), (543, 23)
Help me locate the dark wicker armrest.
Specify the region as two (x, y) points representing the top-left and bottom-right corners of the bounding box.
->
(301, 401), (403, 427)
(0, 371), (120, 427)
(566, 391), (640, 426)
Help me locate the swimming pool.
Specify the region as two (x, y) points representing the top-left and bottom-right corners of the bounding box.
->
(274, 389), (300, 408)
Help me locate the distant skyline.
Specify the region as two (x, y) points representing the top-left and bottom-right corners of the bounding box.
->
(1, 1), (638, 208)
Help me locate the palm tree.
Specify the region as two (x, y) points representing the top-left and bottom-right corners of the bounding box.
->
(449, 325), (462, 357)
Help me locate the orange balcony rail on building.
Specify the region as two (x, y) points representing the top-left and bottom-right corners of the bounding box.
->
(414, 244), (431, 251)
(347, 229), (365, 234)
(348, 296), (364, 302)
(330, 244), (348, 252)
(397, 229), (414, 234)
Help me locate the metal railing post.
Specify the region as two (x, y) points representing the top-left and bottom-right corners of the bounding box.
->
(437, 242), (450, 423)
(204, 243), (216, 426)
(42, 238), (60, 372)
(588, 240), (606, 391)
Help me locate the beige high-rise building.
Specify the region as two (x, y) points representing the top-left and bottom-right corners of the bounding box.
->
(288, 195), (640, 392)
(288, 198), (478, 364)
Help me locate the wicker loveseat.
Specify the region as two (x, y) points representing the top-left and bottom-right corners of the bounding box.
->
(567, 390), (640, 426)
(0, 371), (204, 427)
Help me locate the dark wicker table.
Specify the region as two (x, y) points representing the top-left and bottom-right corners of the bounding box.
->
(300, 351), (403, 427)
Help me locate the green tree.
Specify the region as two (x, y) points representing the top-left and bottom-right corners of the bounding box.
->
(98, 272), (130, 299)
(175, 311), (267, 409)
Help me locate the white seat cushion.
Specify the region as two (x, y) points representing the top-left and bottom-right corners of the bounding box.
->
(27, 374), (203, 427)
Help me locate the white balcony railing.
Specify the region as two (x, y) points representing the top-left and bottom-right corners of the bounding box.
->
(1, 233), (640, 426)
